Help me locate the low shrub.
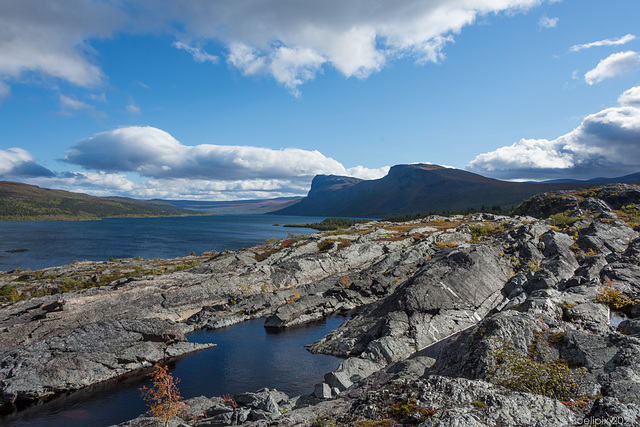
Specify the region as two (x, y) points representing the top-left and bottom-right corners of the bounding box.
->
(549, 213), (579, 228)
(469, 223), (505, 241)
(595, 279), (638, 314)
(487, 338), (585, 401)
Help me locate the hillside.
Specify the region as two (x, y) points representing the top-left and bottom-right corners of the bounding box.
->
(0, 181), (200, 221)
(274, 164), (639, 217)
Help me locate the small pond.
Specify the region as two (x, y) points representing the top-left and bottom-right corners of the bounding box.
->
(1, 317), (345, 427)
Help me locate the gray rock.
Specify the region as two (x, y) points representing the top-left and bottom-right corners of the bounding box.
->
(587, 397), (640, 426)
(309, 244), (511, 362)
(324, 357), (383, 392)
(0, 318), (214, 404)
(564, 302), (610, 332)
(314, 382), (332, 399)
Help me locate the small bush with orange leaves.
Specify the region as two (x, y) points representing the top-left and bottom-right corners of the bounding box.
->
(140, 365), (186, 426)
(594, 279), (638, 314)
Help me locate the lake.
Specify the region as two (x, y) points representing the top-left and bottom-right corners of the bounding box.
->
(1, 316), (346, 427)
(0, 214), (342, 426)
(0, 214), (325, 271)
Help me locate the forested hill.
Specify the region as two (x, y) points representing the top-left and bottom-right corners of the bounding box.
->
(0, 181), (201, 221)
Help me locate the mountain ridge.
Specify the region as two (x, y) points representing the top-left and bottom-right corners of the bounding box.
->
(274, 164), (640, 217)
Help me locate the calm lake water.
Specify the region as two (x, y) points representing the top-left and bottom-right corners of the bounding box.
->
(1, 317), (345, 427)
(0, 214), (324, 271)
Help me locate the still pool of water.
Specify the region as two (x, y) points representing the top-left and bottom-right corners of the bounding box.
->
(1, 317), (345, 427)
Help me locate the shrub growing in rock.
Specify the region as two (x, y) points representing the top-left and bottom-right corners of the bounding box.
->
(595, 280), (638, 314)
(140, 365), (186, 427)
(487, 339), (585, 401)
(549, 213), (580, 229)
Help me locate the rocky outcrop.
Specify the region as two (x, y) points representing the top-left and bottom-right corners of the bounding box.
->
(0, 214), (477, 407)
(4, 184), (640, 427)
(117, 388), (293, 427)
(0, 318), (213, 404)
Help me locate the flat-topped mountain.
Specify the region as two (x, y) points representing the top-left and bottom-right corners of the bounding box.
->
(0, 181), (200, 221)
(275, 164), (640, 217)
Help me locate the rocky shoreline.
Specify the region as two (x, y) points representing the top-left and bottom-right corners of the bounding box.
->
(2, 184), (640, 426)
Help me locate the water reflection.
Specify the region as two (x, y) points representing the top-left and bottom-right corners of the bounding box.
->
(1, 317), (344, 427)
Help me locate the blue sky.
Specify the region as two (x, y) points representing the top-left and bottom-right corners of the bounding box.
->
(1, 0), (640, 200)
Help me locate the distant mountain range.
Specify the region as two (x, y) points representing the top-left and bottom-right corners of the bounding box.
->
(3, 166), (639, 221)
(0, 181), (200, 221)
(273, 164), (640, 218)
(540, 172), (640, 184)
(159, 197), (302, 215)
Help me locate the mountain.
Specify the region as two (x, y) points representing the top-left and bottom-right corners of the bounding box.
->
(542, 171), (640, 184)
(273, 164), (617, 218)
(0, 181), (201, 221)
(160, 197), (302, 214)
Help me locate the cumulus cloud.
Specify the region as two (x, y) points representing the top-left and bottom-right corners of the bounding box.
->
(0, 1), (124, 88)
(0, 147), (54, 178)
(467, 88), (640, 180)
(538, 16), (558, 29)
(176, 0), (542, 93)
(584, 51), (640, 85)
(63, 126), (389, 186)
(1, 0), (546, 95)
(619, 86), (640, 107)
(570, 34), (636, 52)
(27, 170), (315, 200)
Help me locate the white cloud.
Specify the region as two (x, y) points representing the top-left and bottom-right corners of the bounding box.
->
(0, 147), (54, 178)
(58, 93), (105, 117)
(0, 0), (547, 95)
(59, 94), (93, 111)
(570, 34), (636, 52)
(0, 1), (124, 88)
(268, 46), (326, 96)
(538, 16), (558, 29)
(346, 165), (391, 180)
(619, 86), (640, 107)
(467, 87), (640, 180)
(26, 169), (317, 200)
(584, 51), (640, 85)
(64, 126), (388, 184)
(227, 43), (268, 76)
(126, 99), (141, 114)
(173, 41), (219, 64)
(190, 0), (542, 93)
